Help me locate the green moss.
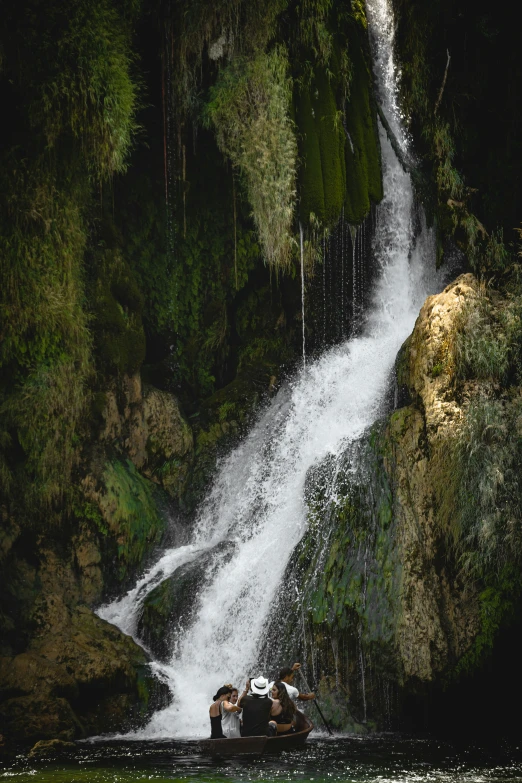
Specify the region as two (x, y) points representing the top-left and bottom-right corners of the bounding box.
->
(100, 460), (166, 583)
(15, 0), (139, 178)
(314, 67), (346, 225)
(85, 221), (147, 377)
(296, 64), (346, 228)
(296, 85), (326, 224)
(0, 0), (140, 520)
(0, 176), (92, 513)
(73, 498), (109, 537)
(296, 18), (382, 229)
(453, 568), (521, 678)
(92, 283), (146, 376)
(344, 30), (383, 224)
(205, 46), (297, 269)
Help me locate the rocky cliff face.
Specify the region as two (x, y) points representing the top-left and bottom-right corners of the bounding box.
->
(386, 274), (481, 682)
(290, 271), (522, 730)
(0, 376), (193, 746)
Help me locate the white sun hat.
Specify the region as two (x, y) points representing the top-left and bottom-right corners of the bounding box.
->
(251, 675), (270, 696)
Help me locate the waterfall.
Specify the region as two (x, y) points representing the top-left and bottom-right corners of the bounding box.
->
(97, 0), (444, 739)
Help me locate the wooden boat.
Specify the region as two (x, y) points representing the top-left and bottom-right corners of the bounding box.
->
(199, 719), (313, 757)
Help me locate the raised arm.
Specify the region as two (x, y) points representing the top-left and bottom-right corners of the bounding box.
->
(237, 679), (250, 707)
(222, 700), (242, 713)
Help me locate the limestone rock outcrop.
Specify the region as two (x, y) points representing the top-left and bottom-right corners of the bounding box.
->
(0, 585), (163, 742)
(297, 274), (489, 727)
(386, 274), (481, 681)
(0, 375), (188, 745)
(98, 373), (194, 499)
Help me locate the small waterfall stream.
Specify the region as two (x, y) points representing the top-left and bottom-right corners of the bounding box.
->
(98, 0), (444, 739)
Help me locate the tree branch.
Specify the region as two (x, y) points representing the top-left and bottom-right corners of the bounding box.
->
(434, 50), (451, 115)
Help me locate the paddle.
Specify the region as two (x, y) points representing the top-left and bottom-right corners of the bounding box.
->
(297, 670), (334, 736)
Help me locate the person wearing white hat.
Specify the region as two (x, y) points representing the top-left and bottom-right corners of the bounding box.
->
(237, 675), (276, 737)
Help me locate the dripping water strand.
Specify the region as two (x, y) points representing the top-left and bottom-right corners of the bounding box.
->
(350, 225), (358, 326)
(322, 232), (327, 346)
(341, 207), (345, 337)
(299, 223), (306, 367)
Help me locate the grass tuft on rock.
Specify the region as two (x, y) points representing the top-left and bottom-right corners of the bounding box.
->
(205, 46), (297, 270)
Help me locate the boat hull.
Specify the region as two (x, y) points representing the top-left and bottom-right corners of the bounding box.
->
(198, 721), (313, 756)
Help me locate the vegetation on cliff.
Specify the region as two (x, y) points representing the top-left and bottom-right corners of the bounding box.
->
(0, 0), (389, 745)
(381, 1), (522, 715)
(392, 0), (522, 274)
(205, 46), (297, 269)
(3, 0), (521, 747)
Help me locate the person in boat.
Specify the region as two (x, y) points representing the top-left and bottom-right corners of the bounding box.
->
(268, 681), (297, 735)
(220, 686), (242, 738)
(237, 675), (276, 737)
(209, 686), (240, 739)
(277, 663), (316, 703)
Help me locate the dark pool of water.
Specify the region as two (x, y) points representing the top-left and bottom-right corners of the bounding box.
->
(1, 735), (522, 783)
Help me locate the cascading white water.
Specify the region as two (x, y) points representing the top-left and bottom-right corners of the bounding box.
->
(98, 0), (445, 739)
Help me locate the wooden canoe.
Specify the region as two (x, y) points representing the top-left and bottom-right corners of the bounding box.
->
(198, 720), (313, 756)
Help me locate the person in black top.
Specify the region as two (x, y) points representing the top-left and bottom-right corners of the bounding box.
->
(237, 676), (275, 736)
(269, 681), (296, 734)
(209, 686), (240, 738)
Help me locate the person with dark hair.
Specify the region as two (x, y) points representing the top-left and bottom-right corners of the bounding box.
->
(276, 662), (315, 703)
(221, 687), (242, 738)
(209, 686), (240, 738)
(237, 676), (276, 736)
(269, 681), (296, 734)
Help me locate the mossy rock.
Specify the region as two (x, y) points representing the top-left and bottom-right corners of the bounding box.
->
(0, 606), (167, 742)
(90, 243), (146, 377)
(296, 23), (383, 229)
(143, 387), (194, 498)
(137, 541), (235, 661)
(317, 676), (368, 733)
(98, 459), (167, 587)
(296, 85), (326, 224)
(344, 28), (383, 224)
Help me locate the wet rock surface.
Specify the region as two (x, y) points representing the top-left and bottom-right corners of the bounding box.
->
(289, 275), (485, 727)
(137, 541), (235, 661)
(386, 275), (481, 680)
(27, 738), (77, 758)
(0, 375), (185, 745)
(0, 600), (165, 742)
